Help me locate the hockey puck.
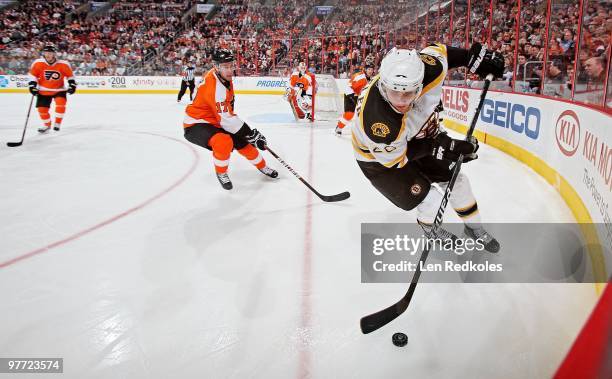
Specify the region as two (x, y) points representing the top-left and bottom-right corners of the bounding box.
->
(392, 332), (408, 347)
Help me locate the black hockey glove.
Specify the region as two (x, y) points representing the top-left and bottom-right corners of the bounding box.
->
(345, 93), (357, 109)
(67, 79), (77, 95)
(433, 132), (479, 162)
(246, 128), (268, 150)
(467, 43), (504, 79)
(28, 81), (38, 96)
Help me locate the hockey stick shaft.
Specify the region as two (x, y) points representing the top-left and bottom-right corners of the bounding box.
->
(265, 146), (350, 202)
(360, 74), (494, 334)
(7, 95), (35, 147)
(431, 75), (494, 231)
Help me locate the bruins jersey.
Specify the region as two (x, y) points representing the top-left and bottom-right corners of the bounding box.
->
(352, 44), (448, 168)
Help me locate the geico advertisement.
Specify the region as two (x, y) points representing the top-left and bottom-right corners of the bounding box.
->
(442, 87), (543, 151)
(443, 86), (611, 250)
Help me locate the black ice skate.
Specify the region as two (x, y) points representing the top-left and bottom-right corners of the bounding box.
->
(38, 125), (51, 133)
(259, 166), (278, 178)
(464, 225), (500, 253)
(53, 123), (60, 131)
(334, 126), (342, 136)
(216, 172), (233, 190)
(418, 220), (459, 242)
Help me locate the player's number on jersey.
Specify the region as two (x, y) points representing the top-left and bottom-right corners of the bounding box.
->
(215, 101), (232, 114)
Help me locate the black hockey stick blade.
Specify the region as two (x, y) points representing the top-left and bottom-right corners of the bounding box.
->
(361, 299), (408, 334)
(7, 141), (24, 147)
(360, 248), (428, 334)
(265, 146), (350, 203)
(318, 191), (350, 202)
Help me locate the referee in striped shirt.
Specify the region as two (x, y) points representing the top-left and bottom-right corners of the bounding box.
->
(178, 57), (196, 102)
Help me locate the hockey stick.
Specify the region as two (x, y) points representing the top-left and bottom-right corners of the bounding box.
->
(360, 74), (494, 334)
(7, 95), (35, 147)
(265, 146), (350, 202)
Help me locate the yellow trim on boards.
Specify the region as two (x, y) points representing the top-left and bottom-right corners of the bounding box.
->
(444, 118), (607, 294)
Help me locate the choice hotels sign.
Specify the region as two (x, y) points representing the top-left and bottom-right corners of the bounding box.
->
(555, 110), (580, 157)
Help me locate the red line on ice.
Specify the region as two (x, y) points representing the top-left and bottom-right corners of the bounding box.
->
(0, 132), (200, 269)
(297, 126), (314, 379)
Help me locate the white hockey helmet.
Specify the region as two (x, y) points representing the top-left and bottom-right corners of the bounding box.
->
(378, 48), (425, 112)
(298, 61), (307, 73)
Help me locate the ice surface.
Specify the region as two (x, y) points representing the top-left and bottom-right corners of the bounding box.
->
(0, 93), (598, 378)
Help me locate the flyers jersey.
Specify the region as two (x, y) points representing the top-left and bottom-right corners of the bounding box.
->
(289, 71), (313, 95)
(346, 71), (370, 96)
(352, 43), (449, 168)
(28, 58), (75, 96)
(184, 68), (244, 133)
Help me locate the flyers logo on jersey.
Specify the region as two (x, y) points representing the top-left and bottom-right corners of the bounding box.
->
(44, 70), (61, 80)
(420, 55), (436, 66)
(371, 122), (390, 138)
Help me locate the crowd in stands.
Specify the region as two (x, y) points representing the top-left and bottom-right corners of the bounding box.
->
(286, 0), (411, 77)
(1, 0), (187, 75)
(0, 0), (85, 46)
(142, 0), (313, 76)
(0, 0), (609, 106)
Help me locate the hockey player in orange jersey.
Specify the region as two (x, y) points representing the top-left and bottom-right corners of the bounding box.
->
(285, 62), (314, 121)
(183, 49), (278, 190)
(335, 57), (375, 135)
(28, 45), (77, 133)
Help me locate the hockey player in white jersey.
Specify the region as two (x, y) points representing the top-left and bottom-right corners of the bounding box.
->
(352, 43), (504, 252)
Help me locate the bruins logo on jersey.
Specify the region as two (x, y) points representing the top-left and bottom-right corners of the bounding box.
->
(44, 70), (61, 80)
(371, 122), (390, 138)
(420, 55), (436, 66)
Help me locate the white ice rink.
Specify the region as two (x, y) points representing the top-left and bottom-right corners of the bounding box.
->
(0, 92), (599, 378)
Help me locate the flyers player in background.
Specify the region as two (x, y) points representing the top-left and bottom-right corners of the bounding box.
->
(183, 49), (278, 190)
(28, 45), (77, 133)
(335, 57), (375, 135)
(285, 61), (313, 121)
